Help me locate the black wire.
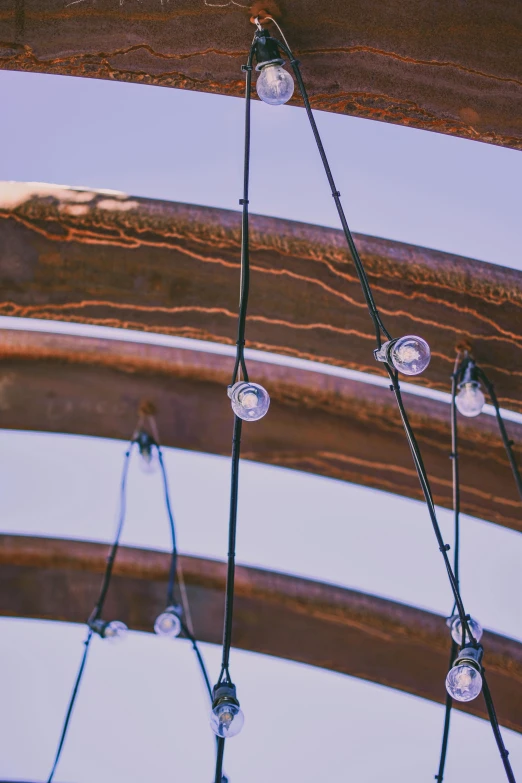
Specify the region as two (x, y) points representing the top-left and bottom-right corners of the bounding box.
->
(47, 445), (134, 783)
(46, 629), (93, 783)
(482, 671), (517, 783)
(434, 640), (458, 782)
(272, 37), (390, 349)
(476, 367), (522, 502)
(157, 446), (178, 606)
(214, 39), (257, 783)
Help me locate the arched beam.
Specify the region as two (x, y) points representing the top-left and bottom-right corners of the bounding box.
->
(1, 534), (521, 732)
(0, 327), (520, 532)
(0, 1), (521, 149)
(1, 183), (522, 412)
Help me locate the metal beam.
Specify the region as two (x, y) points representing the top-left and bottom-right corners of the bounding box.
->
(1, 183), (521, 413)
(0, 1), (520, 149)
(0, 327), (521, 532)
(1, 534), (521, 732)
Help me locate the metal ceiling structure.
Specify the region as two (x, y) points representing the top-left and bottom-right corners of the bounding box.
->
(1, 327), (521, 531)
(1, 534), (521, 733)
(0, 0), (520, 760)
(0, 0), (521, 149)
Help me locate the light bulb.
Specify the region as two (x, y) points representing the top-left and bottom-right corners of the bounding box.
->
(390, 335), (431, 375)
(446, 663), (483, 702)
(449, 615), (483, 645)
(456, 381), (485, 417)
(228, 382), (270, 421)
(210, 702), (244, 738)
(103, 620), (128, 643)
(154, 606), (182, 638)
(256, 63), (294, 105)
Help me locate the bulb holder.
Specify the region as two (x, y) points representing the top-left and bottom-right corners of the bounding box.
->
(458, 358), (479, 386)
(452, 645), (484, 670)
(254, 28), (284, 70)
(154, 604), (183, 638)
(211, 682), (240, 711)
(135, 430), (157, 460)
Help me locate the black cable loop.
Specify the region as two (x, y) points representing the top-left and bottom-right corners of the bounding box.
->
(272, 37), (390, 349)
(476, 367), (522, 501)
(47, 444), (134, 783)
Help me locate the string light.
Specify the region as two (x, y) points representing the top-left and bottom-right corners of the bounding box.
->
(154, 605), (183, 638)
(228, 381), (270, 421)
(89, 618), (128, 643)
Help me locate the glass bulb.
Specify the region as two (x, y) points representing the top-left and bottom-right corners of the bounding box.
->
(210, 702), (244, 738)
(449, 615), (483, 645)
(229, 382), (270, 421)
(390, 335), (431, 376)
(456, 381), (485, 417)
(103, 620), (128, 643)
(154, 608), (182, 638)
(446, 664), (483, 702)
(256, 63), (294, 105)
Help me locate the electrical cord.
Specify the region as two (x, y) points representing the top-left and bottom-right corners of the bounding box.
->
(46, 444), (134, 783)
(258, 20), (518, 779)
(476, 367), (522, 501)
(213, 36), (257, 783)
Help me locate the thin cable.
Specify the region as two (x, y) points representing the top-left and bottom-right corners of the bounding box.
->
(214, 38), (257, 783)
(270, 35), (390, 349)
(47, 629), (93, 783)
(158, 446), (178, 606)
(477, 367), (522, 501)
(47, 444), (134, 782)
(482, 671), (517, 782)
(434, 640), (458, 782)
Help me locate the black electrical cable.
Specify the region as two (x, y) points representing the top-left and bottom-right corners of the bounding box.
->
(157, 446), (178, 606)
(46, 445), (133, 783)
(213, 37), (257, 783)
(476, 367), (522, 501)
(434, 369), (461, 781)
(246, 20), (516, 781)
(482, 671), (517, 783)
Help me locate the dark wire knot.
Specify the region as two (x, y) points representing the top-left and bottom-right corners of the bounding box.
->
(290, 58), (300, 66)
(449, 453), (458, 460)
(440, 544), (451, 552)
(332, 191), (341, 197)
(239, 198), (249, 205)
(241, 64), (253, 71)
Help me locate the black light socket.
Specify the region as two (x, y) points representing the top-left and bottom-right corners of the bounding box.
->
(254, 29), (283, 70)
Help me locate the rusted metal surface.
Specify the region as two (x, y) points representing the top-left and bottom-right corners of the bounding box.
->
(1, 327), (521, 532)
(1, 534), (521, 732)
(1, 183), (522, 414)
(0, 1), (521, 148)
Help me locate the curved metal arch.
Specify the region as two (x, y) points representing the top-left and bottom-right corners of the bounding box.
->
(0, 326), (521, 532)
(1, 183), (522, 412)
(0, 1), (520, 149)
(1, 534), (521, 732)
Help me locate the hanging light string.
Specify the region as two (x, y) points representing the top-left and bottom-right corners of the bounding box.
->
(48, 432), (220, 783)
(435, 357), (517, 782)
(47, 443), (134, 783)
(211, 34), (258, 783)
(249, 16), (517, 779)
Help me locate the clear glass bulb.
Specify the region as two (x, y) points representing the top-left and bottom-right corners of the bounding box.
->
(229, 382), (270, 421)
(449, 615), (483, 645)
(446, 664), (483, 702)
(256, 63), (294, 105)
(210, 702), (244, 738)
(154, 608), (182, 638)
(456, 381), (486, 417)
(390, 335), (431, 376)
(103, 620), (128, 643)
